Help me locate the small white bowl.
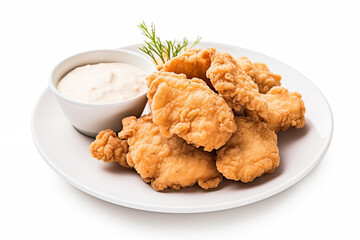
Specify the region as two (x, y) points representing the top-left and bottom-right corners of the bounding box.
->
(49, 49), (156, 137)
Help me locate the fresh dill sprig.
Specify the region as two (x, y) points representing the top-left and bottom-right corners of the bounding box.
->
(138, 21), (201, 65)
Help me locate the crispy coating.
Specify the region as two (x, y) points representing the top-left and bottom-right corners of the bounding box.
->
(118, 115), (222, 191)
(207, 52), (269, 118)
(237, 57), (281, 94)
(216, 117), (280, 183)
(146, 71), (237, 152)
(162, 48), (216, 89)
(245, 87), (305, 132)
(90, 129), (130, 168)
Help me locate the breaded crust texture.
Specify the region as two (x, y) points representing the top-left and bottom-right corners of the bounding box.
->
(90, 129), (130, 168)
(236, 56), (281, 94)
(245, 87), (305, 132)
(216, 117), (280, 183)
(118, 115), (222, 191)
(207, 52), (269, 118)
(146, 71), (237, 152)
(162, 48), (216, 89)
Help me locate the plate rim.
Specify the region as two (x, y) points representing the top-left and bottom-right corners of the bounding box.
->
(31, 42), (334, 213)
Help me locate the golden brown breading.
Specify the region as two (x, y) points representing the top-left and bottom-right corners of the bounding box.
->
(237, 56), (281, 94)
(207, 52), (269, 118)
(245, 87), (305, 132)
(118, 115), (222, 191)
(146, 71), (236, 152)
(90, 129), (130, 168)
(162, 48), (216, 89)
(216, 117), (280, 183)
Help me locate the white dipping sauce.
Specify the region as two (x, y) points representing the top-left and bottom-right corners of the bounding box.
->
(57, 63), (147, 104)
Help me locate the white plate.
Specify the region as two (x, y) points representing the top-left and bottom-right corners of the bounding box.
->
(31, 42), (333, 213)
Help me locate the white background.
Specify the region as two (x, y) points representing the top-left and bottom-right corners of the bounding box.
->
(1, 0), (359, 239)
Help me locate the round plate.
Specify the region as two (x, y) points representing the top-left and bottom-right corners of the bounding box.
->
(31, 42), (333, 213)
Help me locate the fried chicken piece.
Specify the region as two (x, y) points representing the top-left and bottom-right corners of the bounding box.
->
(207, 52), (269, 118)
(146, 71), (237, 152)
(118, 115), (222, 191)
(237, 56), (281, 94)
(245, 87), (305, 132)
(90, 129), (130, 168)
(216, 117), (280, 183)
(162, 48), (216, 89)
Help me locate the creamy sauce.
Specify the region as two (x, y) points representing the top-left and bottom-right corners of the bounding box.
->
(57, 63), (147, 104)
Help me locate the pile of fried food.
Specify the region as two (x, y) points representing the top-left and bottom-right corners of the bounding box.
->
(90, 48), (305, 191)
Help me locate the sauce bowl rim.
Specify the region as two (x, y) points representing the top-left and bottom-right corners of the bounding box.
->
(49, 48), (156, 107)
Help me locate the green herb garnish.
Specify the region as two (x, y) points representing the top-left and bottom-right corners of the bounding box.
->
(138, 21), (201, 65)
